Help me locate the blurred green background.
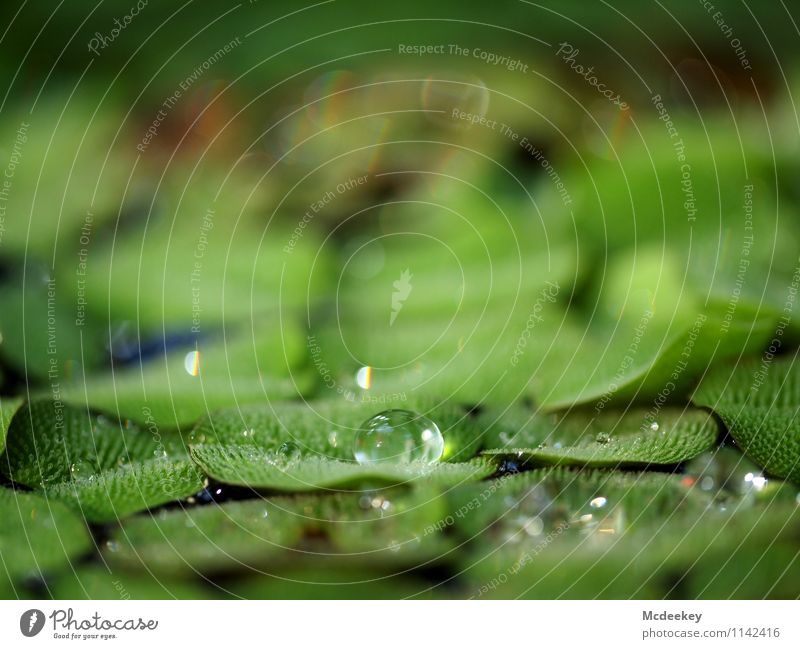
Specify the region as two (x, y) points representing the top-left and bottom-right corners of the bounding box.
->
(0, 0), (799, 600)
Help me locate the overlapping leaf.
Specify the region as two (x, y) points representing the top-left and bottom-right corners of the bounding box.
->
(0, 401), (204, 521)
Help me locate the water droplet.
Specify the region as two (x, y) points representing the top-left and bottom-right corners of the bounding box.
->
(184, 350), (200, 376)
(356, 366), (373, 390)
(70, 459), (95, 481)
(279, 441), (301, 459)
(497, 459), (521, 475)
(359, 495), (373, 510)
(590, 496), (607, 509)
(354, 409), (444, 465)
(242, 428), (255, 439)
(795, 492), (800, 506)
(105, 540), (119, 553)
(649, 421), (660, 432)
(595, 432), (611, 444)
(327, 431), (339, 448)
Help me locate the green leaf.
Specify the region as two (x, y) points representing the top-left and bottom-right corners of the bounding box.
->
(448, 465), (799, 598)
(481, 407), (718, 468)
(0, 488), (92, 580)
(693, 355), (800, 483)
(105, 500), (304, 576)
(0, 400), (204, 522)
(0, 396), (22, 455)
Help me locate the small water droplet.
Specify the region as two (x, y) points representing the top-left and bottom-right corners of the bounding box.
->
(242, 428), (255, 439)
(649, 421), (659, 432)
(188, 430), (207, 444)
(590, 496), (607, 509)
(328, 431), (339, 447)
(595, 432), (611, 444)
(353, 409), (444, 465)
(105, 540), (119, 553)
(70, 459), (95, 481)
(359, 495), (373, 510)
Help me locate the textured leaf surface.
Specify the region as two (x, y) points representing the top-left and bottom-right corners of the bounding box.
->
(0, 401), (204, 522)
(481, 407), (718, 468)
(188, 399), (490, 490)
(191, 447), (493, 491)
(106, 500), (304, 575)
(0, 488), (92, 580)
(693, 356), (800, 483)
(0, 396), (22, 455)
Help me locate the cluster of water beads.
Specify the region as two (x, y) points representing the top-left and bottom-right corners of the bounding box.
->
(353, 409), (444, 465)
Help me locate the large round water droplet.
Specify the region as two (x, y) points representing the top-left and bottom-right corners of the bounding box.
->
(354, 409), (444, 465)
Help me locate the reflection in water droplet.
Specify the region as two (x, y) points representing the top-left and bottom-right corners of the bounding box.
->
(356, 366), (373, 390)
(187, 430), (207, 445)
(279, 441), (301, 459)
(590, 496), (607, 509)
(595, 432), (611, 444)
(354, 409), (444, 465)
(184, 350), (200, 376)
(70, 459), (95, 481)
(105, 540), (119, 553)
